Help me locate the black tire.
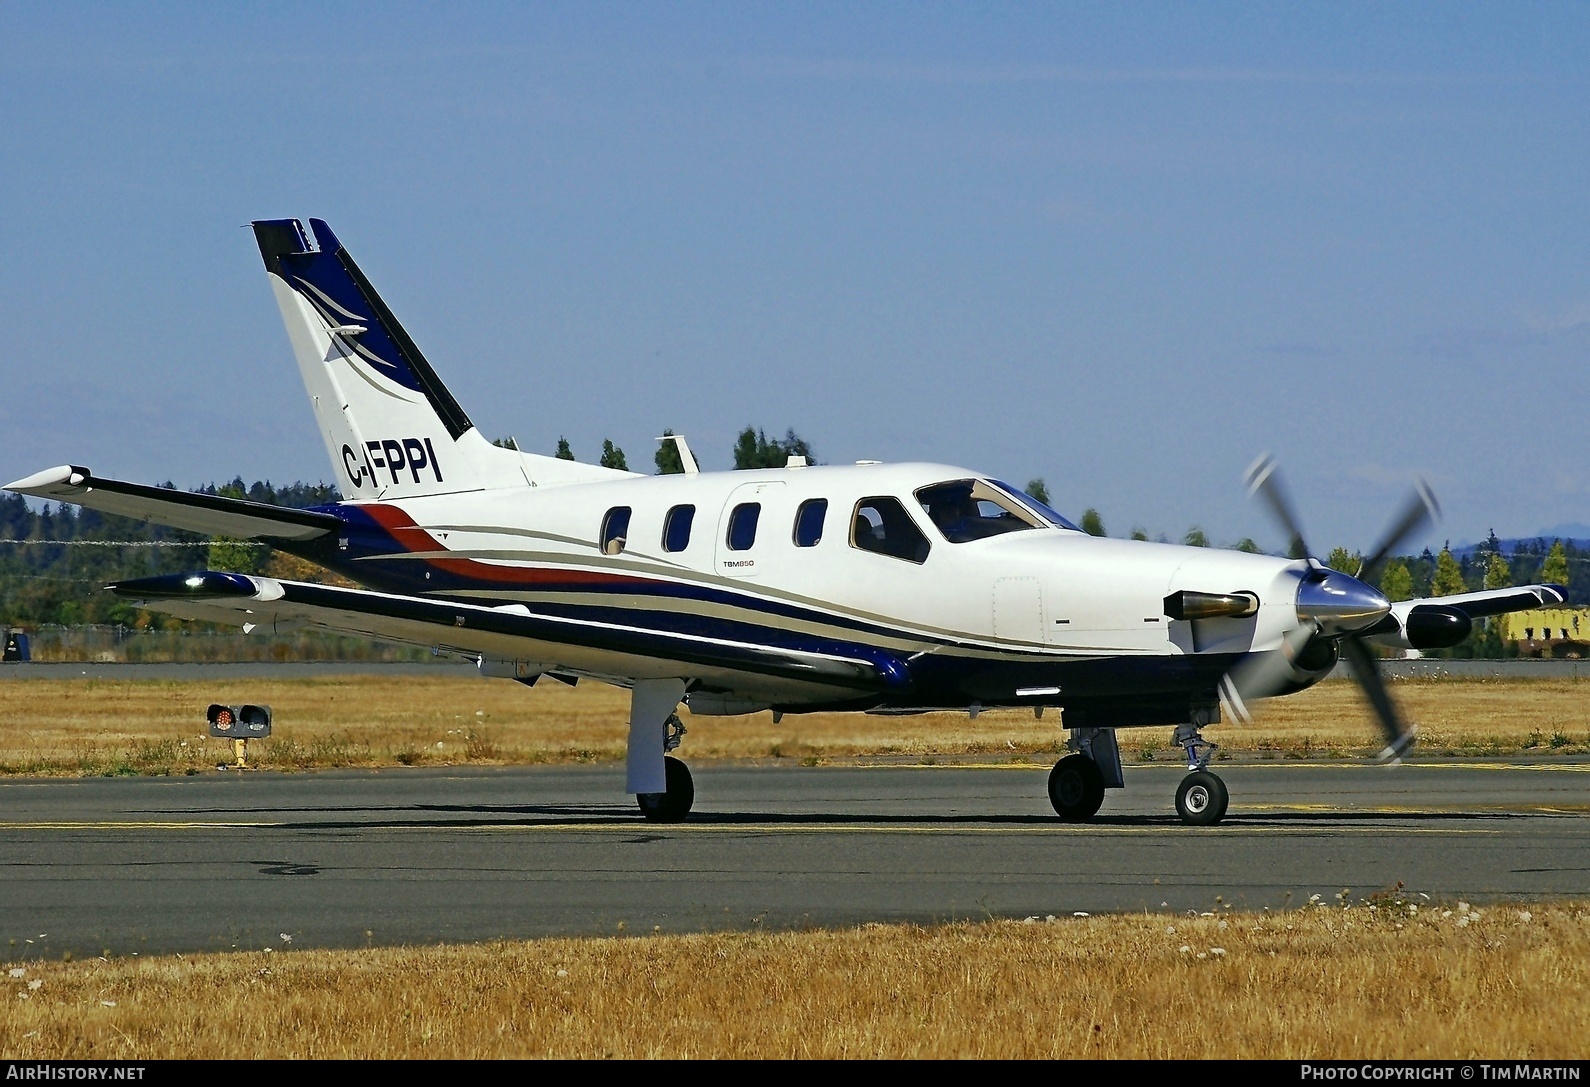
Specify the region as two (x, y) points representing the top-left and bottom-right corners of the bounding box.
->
(1175, 770), (1228, 826)
(636, 756), (695, 823)
(1047, 754), (1106, 822)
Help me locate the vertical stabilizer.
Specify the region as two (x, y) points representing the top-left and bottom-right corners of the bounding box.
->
(253, 218), (608, 498)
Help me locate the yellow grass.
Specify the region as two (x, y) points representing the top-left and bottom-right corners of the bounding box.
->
(0, 674), (1585, 776)
(1, 902), (1586, 1059)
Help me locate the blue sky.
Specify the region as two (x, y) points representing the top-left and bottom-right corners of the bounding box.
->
(3, 3), (1588, 554)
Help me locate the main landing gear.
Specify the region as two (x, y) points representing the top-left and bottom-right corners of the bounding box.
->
(1045, 716), (1231, 826)
(1047, 727), (1121, 822)
(636, 715), (694, 823)
(1048, 755), (1105, 822)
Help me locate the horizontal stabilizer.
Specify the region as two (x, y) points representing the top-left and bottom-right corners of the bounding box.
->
(4, 466), (341, 542)
(108, 572), (909, 695)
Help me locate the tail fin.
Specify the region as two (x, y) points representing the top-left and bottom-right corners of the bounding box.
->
(252, 218), (620, 498)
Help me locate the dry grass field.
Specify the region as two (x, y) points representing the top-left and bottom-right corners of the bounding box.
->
(0, 673), (1585, 776)
(1, 901), (1585, 1059)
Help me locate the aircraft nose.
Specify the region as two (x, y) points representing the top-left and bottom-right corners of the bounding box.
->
(1295, 568), (1391, 635)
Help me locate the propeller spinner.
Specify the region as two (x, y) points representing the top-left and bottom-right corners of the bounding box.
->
(1223, 453), (1439, 763)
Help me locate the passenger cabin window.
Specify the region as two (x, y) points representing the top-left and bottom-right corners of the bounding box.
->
(726, 503), (761, 551)
(600, 506), (632, 555)
(793, 498), (828, 547)
(663, 504), (695, 553)
(850, 497), (931, 564)
(915, 479), (1050, 543)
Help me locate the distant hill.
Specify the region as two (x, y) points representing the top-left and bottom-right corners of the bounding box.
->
(1452, 530), (1590, 557)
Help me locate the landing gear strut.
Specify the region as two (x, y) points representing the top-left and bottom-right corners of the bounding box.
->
(628, 684), (695, 823)
(1172, 719), (1228, 826)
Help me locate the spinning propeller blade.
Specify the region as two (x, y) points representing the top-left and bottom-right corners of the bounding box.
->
(1227, 454), (1433, 761)
(1218, 620), (1319, 724)
(1244, 452), (1308, 559)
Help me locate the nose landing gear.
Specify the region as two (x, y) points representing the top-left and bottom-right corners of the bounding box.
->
(1173, 721), (1228, 826)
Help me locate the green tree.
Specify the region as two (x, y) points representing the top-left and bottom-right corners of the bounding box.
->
(491, 437), (519, 450)
(554, 437), (575, 461)
(1379, 559), (1414, 602)
(1130, 527), (1148, 542)
(1325, 546), (1360, 576)
(207, 480), (267, 575)
(733, 427), (815, 469)
(1233, 538), (1262, 553)
(1484, 552), (1512, 591)
(1025, 479), (1051, 505)
(599, 440), (628, 471)
(1542, 540), (1570, 586)
(1183, 527), (1209, 548)
(207, 538), (267, 575)
(654, 430), (685, 475)
(1431, 547), (1466, 597)
(1079, 509), (1106, 538)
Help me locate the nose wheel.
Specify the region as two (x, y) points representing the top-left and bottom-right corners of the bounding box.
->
(1175, 770), (1228, 826)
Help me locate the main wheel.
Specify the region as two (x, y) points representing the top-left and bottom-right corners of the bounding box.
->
(1047, 754), (1106, 822)
(1174, 770), (1229, 826)
(636, 755), (695, 823)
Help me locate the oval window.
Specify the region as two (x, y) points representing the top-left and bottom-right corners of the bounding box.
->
(663, 504), (695, 553)
(726, 503), (761, 551)
(794, 498), (827, 547)
(600, 506), (632, 555)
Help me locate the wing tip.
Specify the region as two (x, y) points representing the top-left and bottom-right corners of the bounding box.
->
(5, 465), (89, 493)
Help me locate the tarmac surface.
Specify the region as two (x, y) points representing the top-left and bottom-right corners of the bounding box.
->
(0, 757), (1585, 958)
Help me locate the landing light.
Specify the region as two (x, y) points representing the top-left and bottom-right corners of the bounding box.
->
(185, 576), (205, 588)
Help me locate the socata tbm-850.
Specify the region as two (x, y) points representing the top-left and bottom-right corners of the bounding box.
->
(8, 219), (1563, 825)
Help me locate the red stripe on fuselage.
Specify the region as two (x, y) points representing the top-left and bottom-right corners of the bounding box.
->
(360, 503), (648, 588)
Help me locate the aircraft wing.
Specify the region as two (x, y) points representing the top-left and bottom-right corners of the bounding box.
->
(1365, 583), (1569, 651)
(5, 466), (340, 542)
(106, 571), (907, 696)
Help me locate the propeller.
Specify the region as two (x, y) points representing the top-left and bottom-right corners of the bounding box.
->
(1222, 453), (1439, 764)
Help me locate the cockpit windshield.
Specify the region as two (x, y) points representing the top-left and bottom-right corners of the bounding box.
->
(916, 478), (1071, 543)
(987, 479), (1081, 532)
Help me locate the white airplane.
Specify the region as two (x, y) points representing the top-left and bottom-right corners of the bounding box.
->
(6, 218), (1567, 825)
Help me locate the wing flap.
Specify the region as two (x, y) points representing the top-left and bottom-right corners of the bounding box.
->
(5, 466), (340, 542)
(108, 572), (907, 694)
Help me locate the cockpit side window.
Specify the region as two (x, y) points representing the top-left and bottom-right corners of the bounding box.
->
(850, 497), (931, 564)
(916, 479), (1053, 543)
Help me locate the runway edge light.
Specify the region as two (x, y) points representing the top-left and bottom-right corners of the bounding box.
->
(207, 704), (272, 738)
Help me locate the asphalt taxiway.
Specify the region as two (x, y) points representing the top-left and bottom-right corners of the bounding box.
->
(0, 758), (1585, 958)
